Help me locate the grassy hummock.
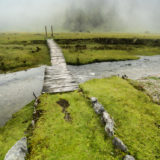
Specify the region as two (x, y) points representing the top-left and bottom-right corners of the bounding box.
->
(0, 102), (33, 160)
(54, 32), (160, 65)
(54, 32), (160, 39)
(27, 77), (160, 160)
(80, 77), (160, 160)
(0, 33), (50, 73)
(27, 92), (122, 160)
(0, 77), (160, 160)
(1, 32), (160, 72)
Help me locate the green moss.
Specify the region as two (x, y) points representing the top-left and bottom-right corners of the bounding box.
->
(80, 77), (160, 160)
(27, 92), (124, 160)
(62, 49), (139, 65)
(0, 102), (33, 160)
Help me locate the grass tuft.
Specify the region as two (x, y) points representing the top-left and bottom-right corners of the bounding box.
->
(0, 102), (33, 160)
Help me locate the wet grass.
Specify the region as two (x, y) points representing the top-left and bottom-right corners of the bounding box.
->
(27, 77), (160, 160)
(0, 33), (50, 73)
(54, 32), (160, 39)
(62, 49), (139, 65)
(54, 33), (160, 65)
(1, 32), (160, 71)
(27, 92), (122, 160)
(0, 102), (33, 160)
(1, 77), (160, 159)
(80, 77), (160, 160)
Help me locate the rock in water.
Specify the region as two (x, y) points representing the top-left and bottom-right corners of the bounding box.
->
(4, 137), (28, 160)
(113, 137), (128, 152)
(124, 155), (135, 160)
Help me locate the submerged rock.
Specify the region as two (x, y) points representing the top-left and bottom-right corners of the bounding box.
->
(113, 137), (128, 152)
(4, 137), (28, 160)
(124, 155), (135, 160)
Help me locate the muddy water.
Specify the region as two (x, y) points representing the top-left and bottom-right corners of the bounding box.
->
(68, 55), (160, 83)
(0, 55), (160, 126)
(0, 67), (45, 126)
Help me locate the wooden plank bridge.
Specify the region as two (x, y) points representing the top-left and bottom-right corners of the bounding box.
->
(42, 39), (78, 93)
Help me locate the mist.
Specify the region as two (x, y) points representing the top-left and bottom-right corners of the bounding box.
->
(0, 0), (160, 33)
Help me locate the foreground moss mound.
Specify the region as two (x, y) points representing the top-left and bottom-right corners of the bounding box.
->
(80, 77), (160, 160)
(1, 77), (160, 160)
(28, 92), (122, 160)
(0, 102), (33, 160)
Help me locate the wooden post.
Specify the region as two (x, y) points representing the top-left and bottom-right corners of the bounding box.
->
(45, 26), (48, 39)
(51, 25), (54, 38)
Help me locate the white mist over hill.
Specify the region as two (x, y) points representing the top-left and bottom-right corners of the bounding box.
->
(0, 0), (160, 33)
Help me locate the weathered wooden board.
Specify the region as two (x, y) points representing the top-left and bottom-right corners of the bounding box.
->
(42, 39), (78, 93)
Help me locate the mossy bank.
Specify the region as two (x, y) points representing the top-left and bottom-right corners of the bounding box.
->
(1, 77), (160, 159)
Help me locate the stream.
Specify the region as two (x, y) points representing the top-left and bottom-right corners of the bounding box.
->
(0, 55), (160, 126)
(0, 66), (45, 126)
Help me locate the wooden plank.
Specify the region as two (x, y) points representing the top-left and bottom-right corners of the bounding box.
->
(42, 39), (78, 93)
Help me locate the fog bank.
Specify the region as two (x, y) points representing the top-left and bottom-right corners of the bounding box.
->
(0, 0), (160, 33)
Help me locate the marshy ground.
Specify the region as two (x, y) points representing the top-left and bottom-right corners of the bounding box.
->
(54, 32), (160, 65)
(1, 32), (160, 73)
(1, 33), (160, 160)
(0, 33), (50, 73)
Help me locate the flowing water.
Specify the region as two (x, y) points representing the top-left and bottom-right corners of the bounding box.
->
(0, 66), (45, 126)
(0, 55), (160, 126)
(68, 55), (160, 83)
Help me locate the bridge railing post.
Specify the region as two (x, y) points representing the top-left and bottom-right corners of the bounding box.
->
(45, 26), (48, 39)
(51, 25), (54, 38)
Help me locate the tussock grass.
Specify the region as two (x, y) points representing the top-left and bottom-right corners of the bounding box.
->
(1, 32), (160, 71)
(0, 33), (50, 73)
(0, 102), (33, 160)
(54, 33), (160, 65)
(54, 32), (160, 39)
(63, 49), (139, 65)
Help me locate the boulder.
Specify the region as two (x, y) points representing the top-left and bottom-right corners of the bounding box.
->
(124, 155), (135, 160)
(4, 137), (28, 160)
(102, 111), (114, 124)
(103, 112), (114, 137)
(113, 137), (128, 152)
(90, 97), (97, 103)
(104, 119), (114, 137)
(93, 102), (105, 115)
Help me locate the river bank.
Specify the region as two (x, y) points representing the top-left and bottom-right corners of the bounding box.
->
(1, 55), (160, 127)
(1, 76), (160, 160)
